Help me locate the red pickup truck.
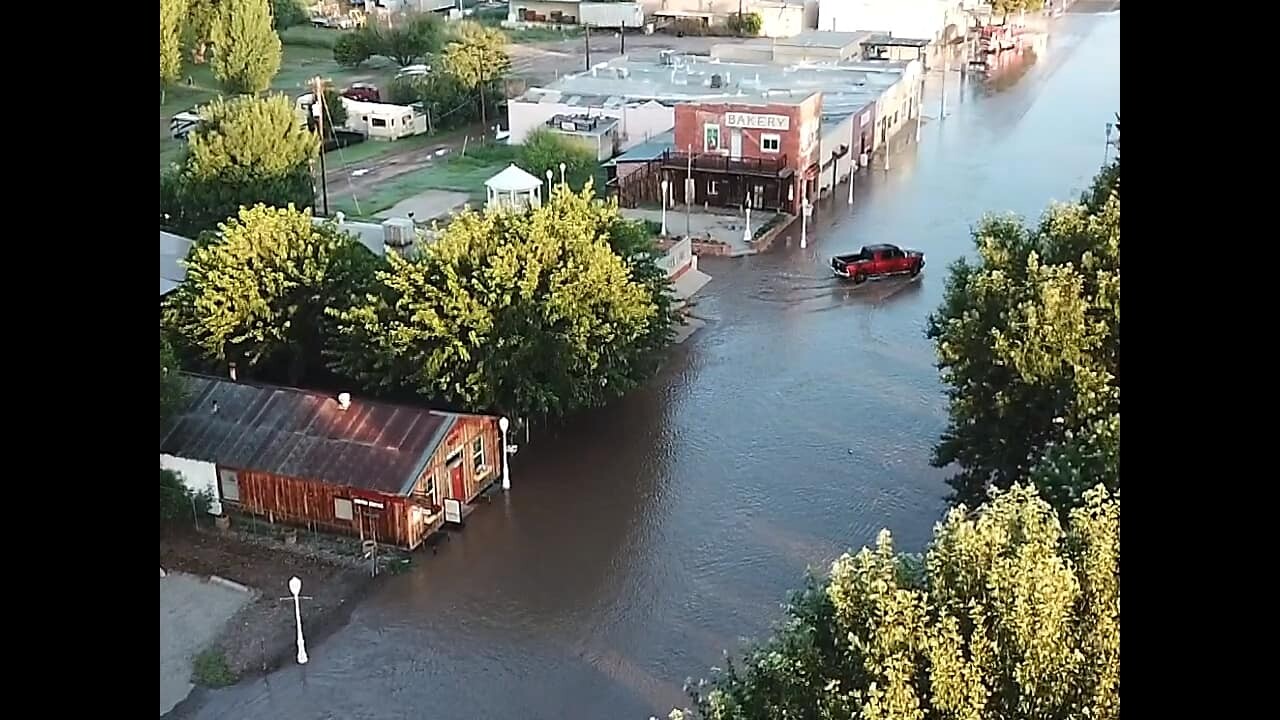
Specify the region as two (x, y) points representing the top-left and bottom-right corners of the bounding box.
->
(831, 244), (925, 283)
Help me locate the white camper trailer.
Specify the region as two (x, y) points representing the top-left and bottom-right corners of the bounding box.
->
(342, 99), (429, 140)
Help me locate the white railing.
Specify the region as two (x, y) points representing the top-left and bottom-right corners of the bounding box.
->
(658, 237), (693, 278)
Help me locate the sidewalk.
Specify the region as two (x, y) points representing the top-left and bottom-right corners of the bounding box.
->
(159, 572), (253, 715)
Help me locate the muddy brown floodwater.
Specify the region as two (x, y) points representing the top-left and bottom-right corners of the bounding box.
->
(178, 10), (1119, 720)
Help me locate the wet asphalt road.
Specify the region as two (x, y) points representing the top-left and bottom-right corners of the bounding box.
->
(184, 10), (1119, 720)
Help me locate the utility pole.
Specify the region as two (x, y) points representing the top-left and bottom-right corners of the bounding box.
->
(620, 26), (625, 54)
(313, 77), (329, 217)
(585, 25), (591, 70)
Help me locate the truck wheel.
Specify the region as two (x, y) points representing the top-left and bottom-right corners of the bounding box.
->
(910, 264), (921, 277)
(854, 272), (866, 285)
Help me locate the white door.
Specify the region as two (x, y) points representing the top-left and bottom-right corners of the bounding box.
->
(730, 131), (742, 159)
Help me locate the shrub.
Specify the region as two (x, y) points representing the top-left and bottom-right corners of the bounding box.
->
(192, 649), (237, 687)
(727, 12), (763, 37)
(333, 31), (373, 67)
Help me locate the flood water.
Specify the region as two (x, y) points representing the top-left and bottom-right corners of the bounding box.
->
(187, 10), (1119, 720)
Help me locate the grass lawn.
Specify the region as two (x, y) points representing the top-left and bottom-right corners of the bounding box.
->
(331, 144), (516, 218)
(159, 42), (399, 173)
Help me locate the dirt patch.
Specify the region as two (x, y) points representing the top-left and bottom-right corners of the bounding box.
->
(160, 530), (380, 683)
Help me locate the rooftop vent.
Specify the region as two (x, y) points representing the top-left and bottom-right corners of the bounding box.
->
(710, 74), (723, 88)
(337, 393), (352, 411)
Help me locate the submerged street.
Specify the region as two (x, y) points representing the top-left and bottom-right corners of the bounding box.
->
(186, 10), (1120, 720)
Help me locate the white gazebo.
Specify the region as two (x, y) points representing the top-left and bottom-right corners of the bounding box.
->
(485, 163), (543, 212)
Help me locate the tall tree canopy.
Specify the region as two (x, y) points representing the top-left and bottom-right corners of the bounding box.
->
(926, 160), (1120, 511)
(674, 483), (1120, 720)
(210, 0), (282, 94)
(160, 0), (188, 95)
(163, 204), (378, 384)
(519, 129), (598, 191)
(161, 94), (317, 237)
(441, 20), (511, 128)
(328, 186), (672, 418)
(368, 12), (444, 66)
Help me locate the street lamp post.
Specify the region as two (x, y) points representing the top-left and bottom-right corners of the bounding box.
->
(659, 178), (669, 236)
(742, 194), (752, 245)
(499, 417), (511, 491)
(545, 169), (553, 198)
(800, 192), (810, 249)
(288, 577), (308, 665)
(559, 162), (566, 186)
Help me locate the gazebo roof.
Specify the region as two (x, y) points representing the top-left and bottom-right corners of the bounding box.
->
(485, 163), (543, 192)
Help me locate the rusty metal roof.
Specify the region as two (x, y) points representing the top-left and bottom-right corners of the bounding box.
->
(160, 374), (457, 495)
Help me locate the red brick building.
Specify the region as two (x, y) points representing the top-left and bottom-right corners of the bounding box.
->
(660, 93), (823, 215)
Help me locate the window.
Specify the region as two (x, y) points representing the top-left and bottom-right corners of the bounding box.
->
(471, 435), (487, 474)
(707, 180), (719, 195)
(372, 118), (387, 128)
(704, 123), (720, 152)
(218, 469), (240, 502)
(761, 134), (780, 153)
(334, 497), (354, 521)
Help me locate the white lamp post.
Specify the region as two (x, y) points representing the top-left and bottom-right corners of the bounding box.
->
(659, 178), (669, 236)
(800, 192), (811, 249)
(288, 576), (308, 665)
(559, 162), (566, 186)
(545, 169), (553, 198)
(499, 416), (511, 491)
(742, 194), (752, 245)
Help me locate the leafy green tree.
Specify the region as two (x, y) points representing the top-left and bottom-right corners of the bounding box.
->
(160, 0), (188, 100)
(160, 94), (316, 237)
(727, 12), (763, 37)
(161, 332), (189, 428)
(369, 12), (444, 66)
(385, 73), (502, 131)
(185, 0), (220, 64)
(163, 204), (379, 385)
(927, 162), (1120, 511)
(333, 30), (373, 67)
(442, 20), (511, 128)
(272, 0), (308, 30)
(210, 0), (283, 94)
(675, 484), (1120, 720)
(328, 186), (670, 419)
(991, 0), (1045, 23)
(518, 128), (597, 190)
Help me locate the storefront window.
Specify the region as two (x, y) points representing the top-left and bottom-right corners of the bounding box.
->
(704, 123), (720, 152)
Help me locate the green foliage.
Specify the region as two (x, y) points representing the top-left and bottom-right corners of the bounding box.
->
(927, 161), (1120, 512)
(161, 468), (213, 522)
(727, 12), (763, 37)
(442, 21), (511, 126)
(210, 0), (283, 94)
(367, 12), (444, 66)
(160, 0), (188, 88)
(271, 0), (308, 30)
(518, 129), (597, 191)
(163, 204), (379, 384)
(184, 0), (220, 64)
(991, 0), (1046, 19)
(160, 94), (317, 237)
(385, 73), (503, 132)
(192, 648), (237, 687)
(327, 186), (673, 418)
(161, 332), (189, 429)
(681, 484), (1120, 720)
(306, 82), (349, 138)
(333, 30), (373, 67)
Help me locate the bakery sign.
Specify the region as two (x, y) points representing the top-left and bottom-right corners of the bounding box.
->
(724, 112), (790, 130)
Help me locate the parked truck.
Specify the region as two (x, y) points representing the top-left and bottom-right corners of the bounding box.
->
(580, 2), (644, 29)
(830, 244), (925, 283)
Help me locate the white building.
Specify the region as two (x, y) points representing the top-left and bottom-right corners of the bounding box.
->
(160, 231), (195, 297)
(816, 0), (964, 42)
(508, 90), (675, 150)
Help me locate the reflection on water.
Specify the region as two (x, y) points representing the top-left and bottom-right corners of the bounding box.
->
(184, 10), (1120, 720)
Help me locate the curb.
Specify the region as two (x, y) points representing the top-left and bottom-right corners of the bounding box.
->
(209, 575), (252, 594)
